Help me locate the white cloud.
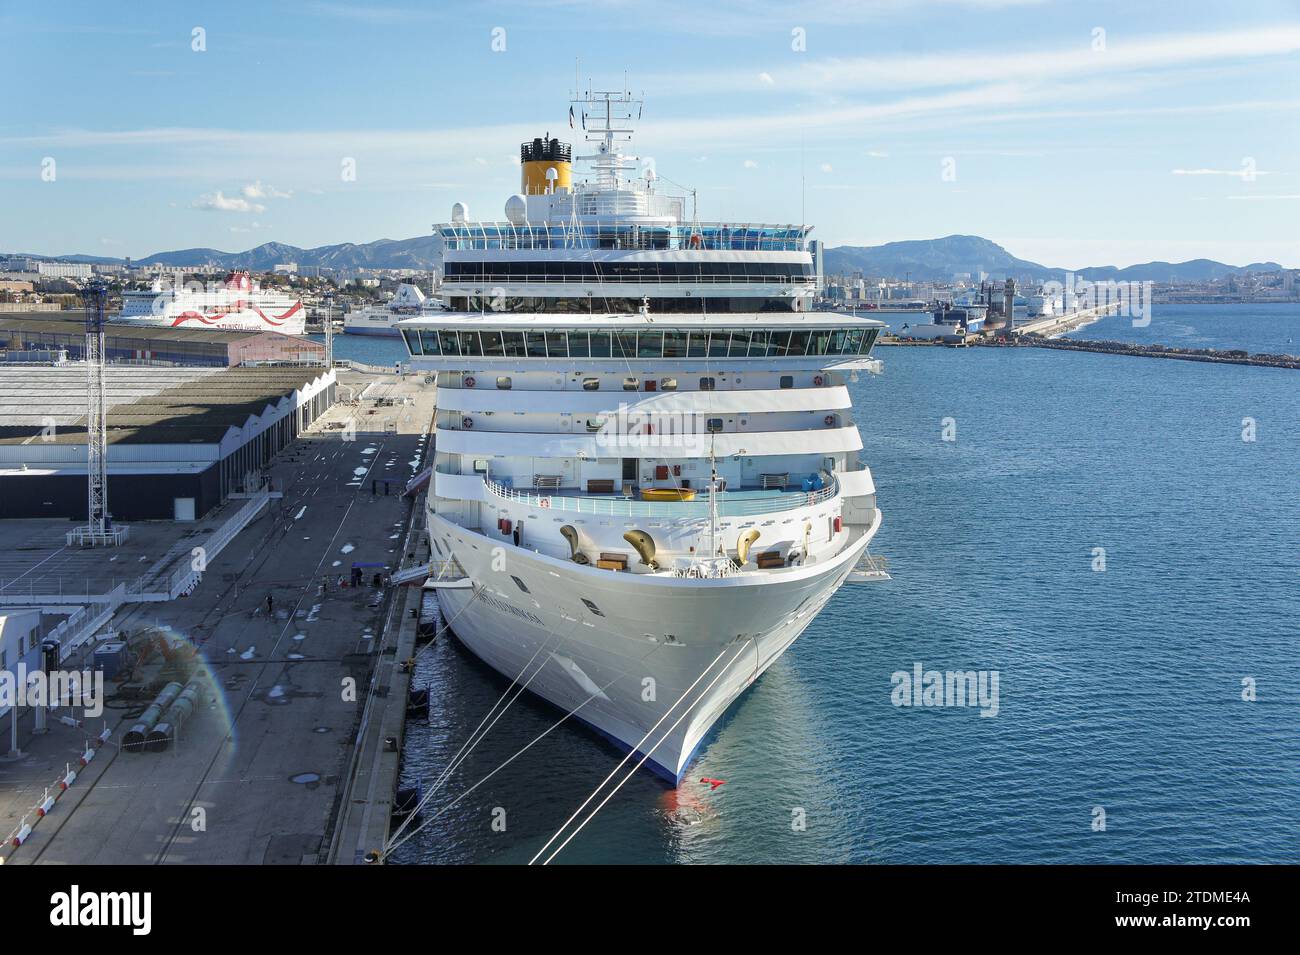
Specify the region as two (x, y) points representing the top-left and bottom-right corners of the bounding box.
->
(743, 159), (759, 168)
(758, 72), (774, 86)
(1226, 194), (1300, 200)
(306, 2), (440, 24)
(650, 25), (1300, 95)
(867, 150), (889, 158)
(193, 191), (265, 213)
(242, 180), (292, 199)
(1171, 168), (1272, 178)
(820, 163), (833, 172)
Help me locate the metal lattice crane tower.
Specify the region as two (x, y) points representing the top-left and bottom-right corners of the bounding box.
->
(79, 283), (113, 544)
(323, 290), (334, 368)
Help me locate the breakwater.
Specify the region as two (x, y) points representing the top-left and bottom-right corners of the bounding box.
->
(994, 335), (1300, 369)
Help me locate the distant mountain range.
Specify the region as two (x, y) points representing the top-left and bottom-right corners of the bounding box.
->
(821, 235), (1283, 283)
(10, 233), (1284, 283)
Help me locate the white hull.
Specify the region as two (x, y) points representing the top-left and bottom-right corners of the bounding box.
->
(342, 320), (404, 338)
(118, 300), (305, 335)
(117, 273), (305, 335)
(894, 323), (979, 341)
(346, 285), (439, 337)
(428, 510), (877, 782)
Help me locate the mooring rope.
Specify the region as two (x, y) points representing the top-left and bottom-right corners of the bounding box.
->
(528, 642), (743, 865)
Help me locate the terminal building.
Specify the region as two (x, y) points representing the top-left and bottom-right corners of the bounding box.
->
(0, 365), (336, 520)
(0, 315), (324, 367)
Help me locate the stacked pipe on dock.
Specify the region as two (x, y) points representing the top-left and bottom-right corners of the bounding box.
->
(123, 681), (184, 752)
(146, 680), (203, 752)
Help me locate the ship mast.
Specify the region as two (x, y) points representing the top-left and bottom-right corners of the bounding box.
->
(571, 86), (641, 191)
(708, 435), (722, 561)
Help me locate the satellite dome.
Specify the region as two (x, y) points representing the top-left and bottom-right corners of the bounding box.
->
(451, 201), (468, 223)
(504, 194), (528, 225)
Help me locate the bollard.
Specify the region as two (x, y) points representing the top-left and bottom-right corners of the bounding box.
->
(11, 822), (32, 847)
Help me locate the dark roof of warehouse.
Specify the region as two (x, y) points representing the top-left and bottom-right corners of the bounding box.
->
(0, 367), (330, 445)
(0, 314), (267, 344)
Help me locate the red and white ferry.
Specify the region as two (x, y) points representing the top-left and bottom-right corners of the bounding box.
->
(116, 271), (305, 335)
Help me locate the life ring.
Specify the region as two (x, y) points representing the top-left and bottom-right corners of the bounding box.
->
(464, 376), (476, 388)
(824, 415), (836, 427)
(813, 375), (824, 386)
(462, 416), (474, 429)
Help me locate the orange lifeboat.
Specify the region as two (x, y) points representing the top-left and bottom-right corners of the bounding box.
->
(640, 487), (696, 502)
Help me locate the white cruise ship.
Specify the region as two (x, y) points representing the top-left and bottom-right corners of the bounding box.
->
(401, 90), (888, 783)
(117, 271), (305, 334)
(344, 282), (444, 337)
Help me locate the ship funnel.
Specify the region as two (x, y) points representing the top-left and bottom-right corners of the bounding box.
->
(623, 530), (659, 570)
(560, 525), (590, 565)
(734, 529), (761, 567)
(521, 136), (572, 195)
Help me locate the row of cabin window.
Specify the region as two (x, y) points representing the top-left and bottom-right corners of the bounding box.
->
(406, 327), (878, 359)
(492, 374), (803, 391)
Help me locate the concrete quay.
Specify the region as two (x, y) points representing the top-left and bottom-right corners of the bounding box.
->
(0, 368), (436, 864)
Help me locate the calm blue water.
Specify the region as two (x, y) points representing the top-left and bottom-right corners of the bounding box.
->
(385, 308), (1300, 865)
(1067, 302), (1300, 355)
(310, 333), (407, 366)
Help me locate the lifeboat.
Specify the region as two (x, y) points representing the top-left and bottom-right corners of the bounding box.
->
(640, 487), (696, 502)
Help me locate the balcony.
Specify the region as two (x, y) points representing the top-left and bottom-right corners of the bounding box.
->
(482, 475), (838, 519)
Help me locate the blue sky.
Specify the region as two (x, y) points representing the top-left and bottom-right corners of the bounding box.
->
(2, 0), (1298, 268)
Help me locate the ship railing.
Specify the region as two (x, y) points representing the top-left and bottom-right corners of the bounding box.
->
(439, 221), (810, 252)
(441, 273), (817, 287)
(482, 475), (838, 518)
